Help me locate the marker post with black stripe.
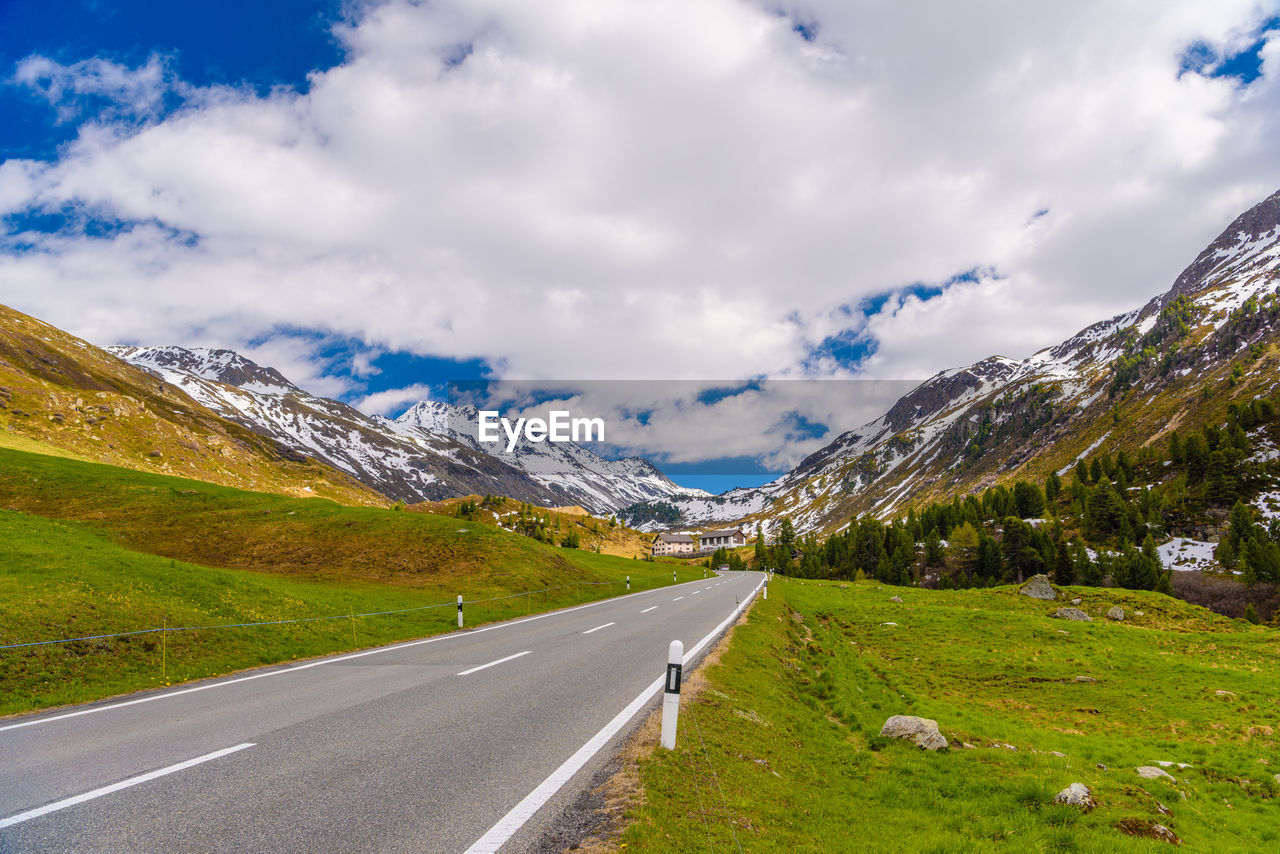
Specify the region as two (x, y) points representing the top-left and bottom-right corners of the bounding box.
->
(661, 639), (683, 749)
(457, 595), (463, 629)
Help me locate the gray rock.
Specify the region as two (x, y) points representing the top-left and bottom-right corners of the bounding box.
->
(1114, 820), (1182, 844)
(1136, 766), (1175, 781)
(1052, 607), (1093, 622)
(1135, 610), (1145, 617)
(879, 715), (948, 751)
(890, 595), (903, 603)
(1107, 605), (1125, 621)
(1020, 574), (1057, 600)
(1073, 675), (1097, 683)
(1052, 783), (1096, 810)
(1071, 597), (1082, 605)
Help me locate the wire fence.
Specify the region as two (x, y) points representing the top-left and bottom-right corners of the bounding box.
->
(0, 579), (631, 651)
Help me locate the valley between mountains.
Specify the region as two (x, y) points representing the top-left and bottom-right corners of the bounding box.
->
(2, 190), (1280, 853)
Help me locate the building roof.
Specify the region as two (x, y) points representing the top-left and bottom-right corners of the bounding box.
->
(654, 533), (695, 543)
(702, 528), (746, 537)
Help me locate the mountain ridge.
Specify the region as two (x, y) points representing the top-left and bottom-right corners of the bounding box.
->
(108, 347), (705, 515)
(652, 187), (1280, 535)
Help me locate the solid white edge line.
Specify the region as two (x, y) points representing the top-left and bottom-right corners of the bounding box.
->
(640, 606), (658, 614)
(0, 742), (255, 829)
(582, 623), (614, 635)
(457, 650), (531, 676)
(462, 575), (764, 854)
(0, 576), (714, 734)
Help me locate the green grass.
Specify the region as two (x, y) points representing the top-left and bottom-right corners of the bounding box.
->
(621, 577), (1280, 852)
(0, 447), (696, 717)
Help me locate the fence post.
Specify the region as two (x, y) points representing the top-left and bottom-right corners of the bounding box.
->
(457, 595), (464, 629)
(661, 639), (683, 749)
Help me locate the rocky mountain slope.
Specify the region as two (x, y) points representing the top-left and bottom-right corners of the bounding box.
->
(0, 304), (379, 505)
(660, 188), (1280, 534)
(106, 346), (565, 507)
(384, 401), (705, 513)
(107, 349), (703, 514)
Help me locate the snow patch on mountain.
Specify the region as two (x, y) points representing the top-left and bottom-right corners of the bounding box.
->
(108, 346), (702, 515)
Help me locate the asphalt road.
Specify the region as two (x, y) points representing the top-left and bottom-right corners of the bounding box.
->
(0, 570), (764, 853)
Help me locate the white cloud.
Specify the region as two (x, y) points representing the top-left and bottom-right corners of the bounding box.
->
(3, 0), (1280, 408)
(12, 54), (177, 123)
(443, 379), (920, 470)
(355, 383), (439, 415)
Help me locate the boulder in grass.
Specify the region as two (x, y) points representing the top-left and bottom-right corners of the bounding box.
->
(1107, 606), (1125, 621)
(1136, 766), (1175, 781)
(1053, 783), (1096, 811)
(1052, 607), (1093, 622)
(890, 595), (903, 603)
(879, 715), (948, 751)
(1020, 574), (1057, 600)
(1116, 818), (1181, 845)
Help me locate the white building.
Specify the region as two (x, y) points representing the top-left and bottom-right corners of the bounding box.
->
(651, 533), (696, 556)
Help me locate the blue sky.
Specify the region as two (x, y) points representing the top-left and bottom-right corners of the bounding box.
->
(0, 0), (932, 490)
(3, 0), (1279, 492)
(1, 1), (341, 162)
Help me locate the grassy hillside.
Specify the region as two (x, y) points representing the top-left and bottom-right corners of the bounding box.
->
(620, 577), (1279, 852)
(413, 494), (661, 558)
(0, 302), (378, 505)
(0, 446), (693, 717)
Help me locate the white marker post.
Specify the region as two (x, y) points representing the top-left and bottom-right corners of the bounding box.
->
(763, 578), (768, 600)
(627, 575), (630, 591)
(457, 595), (464, 629)
(661, 640), (683, 750)
(673, 569), (676, 583)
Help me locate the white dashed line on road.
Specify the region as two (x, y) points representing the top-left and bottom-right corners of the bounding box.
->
(457, 651), (532, 676)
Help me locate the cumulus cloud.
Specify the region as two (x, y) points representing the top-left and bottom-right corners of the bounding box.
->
(2, 0), (1280, 453)
(12, 53), (178, 123)
(356, 383), (440, 416)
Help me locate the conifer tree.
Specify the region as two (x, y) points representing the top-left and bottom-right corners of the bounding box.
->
(924, 528), (946, 566)
(1053, 538), (1074, 585)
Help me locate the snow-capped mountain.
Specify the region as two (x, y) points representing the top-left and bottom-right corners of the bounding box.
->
(106, 347), (704, 514)
(660, 188), (1280, 535)
(106, 346), (563, 506)
(380, 400), (706, 515)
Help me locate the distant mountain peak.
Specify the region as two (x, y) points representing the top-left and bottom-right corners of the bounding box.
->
(1169, 188), (1280, 302)
(108, 347), (702, 514)
(109, 345), (297, 395)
